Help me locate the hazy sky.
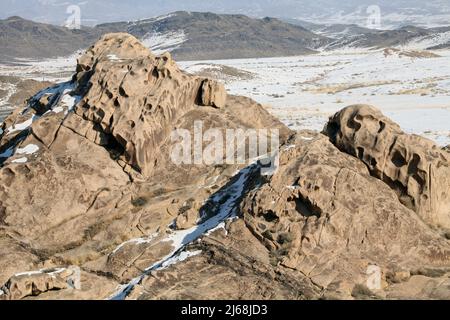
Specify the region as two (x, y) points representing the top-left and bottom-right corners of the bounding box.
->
(1, 0), (449, 27)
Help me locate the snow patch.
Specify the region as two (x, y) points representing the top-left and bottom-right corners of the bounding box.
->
(6, 116), (34, 134)
(142, 30), (187, 54)
(283, 145), (296, 151)
(59, 91), (78, 116)
(52, 106), (64, 114)
(107, 54), (122, 61)
(402, 31), (450, 50)
(14, 270), (43, 277)
(0, 82), (17, 109)
(13, 267), (67, 278)
(112, 232), (159, 254)
(158, 250), (202, 270)
(16, 144), (39, 155)
(12, 157), (27, 164)
(0, 52), (81, 82)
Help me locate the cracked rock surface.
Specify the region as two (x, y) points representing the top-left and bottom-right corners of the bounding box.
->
(0, 35), (449, 300)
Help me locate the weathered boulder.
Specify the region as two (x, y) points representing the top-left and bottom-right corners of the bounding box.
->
(324, 105), (450, 230)
(199, 79), (227, 109)
(0, 268), (75, 300)
(241, 132), (450, 294)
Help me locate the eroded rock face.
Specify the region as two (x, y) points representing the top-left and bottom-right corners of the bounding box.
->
(0, 268), (77, 300)
(123, 131), (450, 300)
(324, 105), (450, 230)
(199, 79), (227, 109)
(0, 33), (290, 299)
(70, 34), (228, 177)
(0, 33), (449, 301)
(241, 133), (450, 292)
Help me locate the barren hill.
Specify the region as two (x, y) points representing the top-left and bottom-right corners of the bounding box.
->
(0, 12), (331, 62)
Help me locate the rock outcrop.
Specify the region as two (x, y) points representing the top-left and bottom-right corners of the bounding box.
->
(0, 33), (290, 299)
(324, 105), (450, 231)
(122, 130), (450, 300)
(0, 34), (449, 300)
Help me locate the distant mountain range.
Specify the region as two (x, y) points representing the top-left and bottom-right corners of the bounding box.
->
(0, 12), (329, 62)
(1, 11), (450, 63)
(0, 16), (101, 62)
(287, 19), (450, 50)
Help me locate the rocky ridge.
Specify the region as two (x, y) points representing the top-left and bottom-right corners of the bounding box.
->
(0, 33), (449, 300)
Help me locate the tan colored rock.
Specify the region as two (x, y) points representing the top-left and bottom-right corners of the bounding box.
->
(241, 132), (450, 294)
(2, 32), (448, 301)
(0, 268), (76, 300)
(324, 105), (450, 230)
(0, 33), (290, 299)
(199, 79), (227, 109)
(124, 131), (450, 300)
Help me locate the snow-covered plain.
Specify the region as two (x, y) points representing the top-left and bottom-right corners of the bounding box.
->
(0, 52), (82, 83)
(181, 49), (450, 146)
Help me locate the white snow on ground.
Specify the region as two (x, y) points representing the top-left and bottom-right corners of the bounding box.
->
(4, 81), (77, 136)
(111, 232), (159, 254)
(13, 270), (45, 277)
(0, 82), (17, 109)
(59, 90), (78, 116)
(16, 144), (39, 155)
(0, 51), (82, 83)
(142, 30), (187, 55)
(11, 157), (27, 164)
(183, 64), (222, 74)
(129, 13), (176, 26)
(159, 250), (202, 270)
(401, 31), (450, 50)
(51, 106), (64, 114)
(180, 49), (450, 146)
(6, 116), (35, 134)
(0, 52), (81, 82)
(110, 164), (258, 300)
(13, 268), (67, 278)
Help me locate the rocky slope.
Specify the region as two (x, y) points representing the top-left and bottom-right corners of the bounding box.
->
(322, 25), (450, 51)
(98, 12), (330, 60)
(3, 12), (450, 63)
(0, 12), (330, 63)
(0, 16), (101, 62)
(0, 33), (449, 300)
